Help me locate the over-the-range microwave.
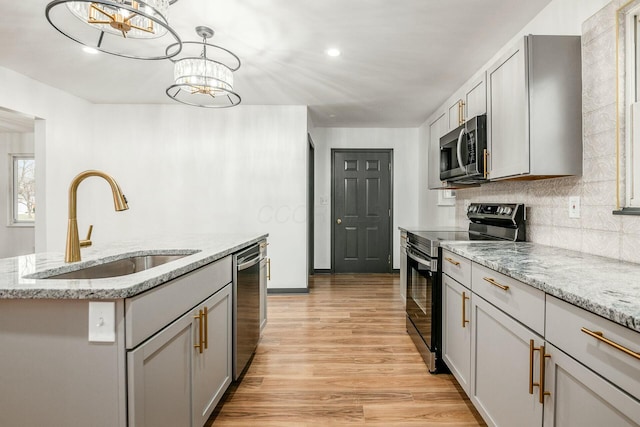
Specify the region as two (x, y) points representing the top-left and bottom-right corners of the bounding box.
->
(439, 114), (488, 184)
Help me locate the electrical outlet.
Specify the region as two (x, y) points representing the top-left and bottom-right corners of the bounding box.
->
(88, 301), (115, 342)
(569, 196), (580, 219)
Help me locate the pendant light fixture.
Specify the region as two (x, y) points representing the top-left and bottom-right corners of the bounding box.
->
(165, 26), (241, 108)
(45, 0), (182, 60)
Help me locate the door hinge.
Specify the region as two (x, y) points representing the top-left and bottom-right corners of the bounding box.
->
(388, 163), (391, 171)
(388, 254), (391, 264)
(389, 209), (391, 217)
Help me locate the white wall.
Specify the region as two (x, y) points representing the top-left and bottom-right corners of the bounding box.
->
(310, 127), (419, 270)
(77, 104), (308, 290)
(0, 133), (35, 257)
(0, 66), (95, 253)
(419, 0), (611, 226)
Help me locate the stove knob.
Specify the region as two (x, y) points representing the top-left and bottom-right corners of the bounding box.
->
(505, 207), (512, 215)
(496, 207), (503, 214)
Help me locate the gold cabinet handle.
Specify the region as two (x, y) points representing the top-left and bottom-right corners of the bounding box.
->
(483, 149), (489, 178)
(483, 277), (509, 291)
(445, 257), (460, 266)
(203, 306), (208, 350)
(539, 345), (551, 403)
(462, 291), (470, 328)
(336, 218), (342, 224)
(529, 339), (538, 394)
(581, 327), (640, 360)
(458, 100), (466, 125)
(267, 258), (271, 281)
(194, 309), (204, 354)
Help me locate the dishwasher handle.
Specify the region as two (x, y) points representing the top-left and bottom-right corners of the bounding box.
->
(237, 253), (262, 271)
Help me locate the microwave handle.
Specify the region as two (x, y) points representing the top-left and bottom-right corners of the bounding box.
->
(456, 127), (466, 172)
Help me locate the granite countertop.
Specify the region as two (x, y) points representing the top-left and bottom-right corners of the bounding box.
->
(440, 241), (640, 333)
(0, 233), (267, 300)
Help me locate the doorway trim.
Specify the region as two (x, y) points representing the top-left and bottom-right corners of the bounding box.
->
(330, 148), (394, 273)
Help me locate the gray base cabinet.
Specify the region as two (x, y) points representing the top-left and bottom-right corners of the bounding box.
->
(0, 255), (234, 427)
(128, 284), (232, 427)
(441, 249), (640, 427)
(470, 295), (543, 427)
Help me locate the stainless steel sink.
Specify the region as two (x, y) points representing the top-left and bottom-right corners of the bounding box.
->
(44, 253), (193, 280)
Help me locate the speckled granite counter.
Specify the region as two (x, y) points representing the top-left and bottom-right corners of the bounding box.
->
(440, 241), (640, 333)
(0, 233), (267, 299)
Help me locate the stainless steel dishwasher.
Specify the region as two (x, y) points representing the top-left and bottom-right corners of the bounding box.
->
(233, 243), (263, 380)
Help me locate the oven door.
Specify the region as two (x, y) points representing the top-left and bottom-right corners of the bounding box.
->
(405, 246), (435, 350)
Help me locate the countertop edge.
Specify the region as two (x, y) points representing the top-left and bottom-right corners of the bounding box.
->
(440, 243), (640, 334)
(0, 234), (268, 300)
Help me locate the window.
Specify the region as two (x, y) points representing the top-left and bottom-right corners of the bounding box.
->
(10, 155), (35, 224)
(617, 2), (640, 214)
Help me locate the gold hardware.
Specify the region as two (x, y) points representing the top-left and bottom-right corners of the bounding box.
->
(529, 340), (538, 394)
(336, 218), (342, 224)
(267, 258), (271, 280)
(260, 242), (269, 249)
(462, 291), (469, 328)
(445, 257), (460, 266)
(88, 1), (155, 38)
(483, 277), (509, 291)
(458, 100), (466, 125)
(483, 149), (489, 178)
(539, 345), (551, 403)
(194, 310), (204, 354)
(581, 327), (640, 360)
(79, 225), (93, 248)
(203, 306), (208, 350)
(65, 170), (129, 263)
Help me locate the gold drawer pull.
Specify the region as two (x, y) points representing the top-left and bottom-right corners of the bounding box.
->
(203, 306), (208, 350)
(539, 344), (551, 403)
(529, 340), (538, 394)
(483, 277), (509, 291)
(581, 327), (640, 360)
(445, 257), (460, 266)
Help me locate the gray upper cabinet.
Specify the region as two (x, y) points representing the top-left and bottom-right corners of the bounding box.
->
(428, 111), (447, 189)
(464, 74), (486, 122)
(486, 35), (582, 181)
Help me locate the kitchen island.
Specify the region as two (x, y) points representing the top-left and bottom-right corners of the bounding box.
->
(0, 232), (267, 427)
(439, 241), (640, 426)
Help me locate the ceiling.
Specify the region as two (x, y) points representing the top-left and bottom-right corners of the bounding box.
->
(0, 0), (553, 128)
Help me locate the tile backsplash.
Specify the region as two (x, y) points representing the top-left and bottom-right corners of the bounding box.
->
(454, 1), (640, 264)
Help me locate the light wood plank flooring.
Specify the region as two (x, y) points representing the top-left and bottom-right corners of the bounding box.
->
(207, 273), (485, 426)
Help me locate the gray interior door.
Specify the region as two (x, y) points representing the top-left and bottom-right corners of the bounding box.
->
(333, 150), (392, 273)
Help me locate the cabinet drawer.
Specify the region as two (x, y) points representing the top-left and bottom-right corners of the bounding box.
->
(545, 296), (640, 401)
(442, 250), (471, 287)
(471, 263), (544, 335)
(125, 256), (232, 349)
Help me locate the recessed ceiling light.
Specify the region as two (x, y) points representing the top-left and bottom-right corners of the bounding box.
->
(329, 114), (336, 118)
(326, 48), (341, 57)
(82, 46), (99, 55)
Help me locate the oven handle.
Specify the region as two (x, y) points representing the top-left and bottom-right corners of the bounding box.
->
(406, 248), (432, 270)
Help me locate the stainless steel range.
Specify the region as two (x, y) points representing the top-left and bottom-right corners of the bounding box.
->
(405, 202), (526, 373)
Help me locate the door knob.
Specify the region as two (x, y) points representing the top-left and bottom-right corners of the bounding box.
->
(336, 218), (342, 224)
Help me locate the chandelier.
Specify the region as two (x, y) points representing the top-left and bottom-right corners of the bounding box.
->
(45, 0), (182, 60)
(166, 26), (241, 108)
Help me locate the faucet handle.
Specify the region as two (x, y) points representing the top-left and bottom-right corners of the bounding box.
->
(80, 225), (93, 248)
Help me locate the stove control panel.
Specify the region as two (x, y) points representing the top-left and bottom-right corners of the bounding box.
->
(467, 203), (525, 222)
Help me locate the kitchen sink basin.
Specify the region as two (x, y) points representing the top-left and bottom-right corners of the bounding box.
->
(43, 253), (196, 280)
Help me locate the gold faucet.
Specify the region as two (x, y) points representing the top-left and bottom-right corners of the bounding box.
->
(65, 170), (129, 263)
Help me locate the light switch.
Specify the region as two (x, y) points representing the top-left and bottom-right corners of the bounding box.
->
(88, 301), (115, 342)
(569, 196), (580, 219)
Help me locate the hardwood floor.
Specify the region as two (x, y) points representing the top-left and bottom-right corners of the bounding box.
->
(207, 273), (486, 426)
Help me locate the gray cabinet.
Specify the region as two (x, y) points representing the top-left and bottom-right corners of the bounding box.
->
(399, 231), (407, 303)
(470, 295), (544, 427)
(486, 35), (582, 180)
(441, 273), (471, 394)
(427, 112), (447, 189)
(127, 283), (233, 427)
(542, 343), (640, 426)
(464, 75), (486, 121)
(192, 285), (233, 426)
